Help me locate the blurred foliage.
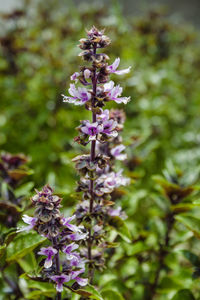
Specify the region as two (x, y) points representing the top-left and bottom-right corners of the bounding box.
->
(1, 0), (200, 299)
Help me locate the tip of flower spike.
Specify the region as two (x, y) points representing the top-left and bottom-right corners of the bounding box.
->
(86, 26), (105, 37)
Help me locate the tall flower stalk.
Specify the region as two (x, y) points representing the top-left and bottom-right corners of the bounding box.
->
(63, 26), (131, 283)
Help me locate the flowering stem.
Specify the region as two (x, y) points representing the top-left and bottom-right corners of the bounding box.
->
(53, 237), (61, 300)
(88, 43), (97, 282)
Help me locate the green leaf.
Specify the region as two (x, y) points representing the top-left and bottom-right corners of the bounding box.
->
(0, 243), (7, 268)
(182, 250), (200, 266)
(101, 289), (124, 300)
(84, 285), (103, 300)
(158, 277), (182, 292)
(68, 284), (103, 300)
(26, 289), (56, 299)
(18, 252), (38, 273)
(175, 214), (200, 238)
(108, 216), (132, 243)
(172, 289), (195, 300)
(6, 232), (46, 263)
(15, 181), (34, 197)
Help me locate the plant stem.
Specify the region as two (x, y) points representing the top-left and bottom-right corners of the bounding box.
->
(148, 212), (174, 300)
(53, 237), (61, 300)
(88, 43), (97, 283)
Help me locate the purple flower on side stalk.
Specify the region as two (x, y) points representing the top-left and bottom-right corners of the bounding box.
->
(38, 246), (58, 268)
(111, 144), (127, 160)
(17, 215), (37, 232)
(81, 121), (104, 140)
(107, 58), (131, 75)
(71, 269), (88, 286)
(51, 274), (70, 292)
(104, 81), (130, 104)
(62, 84), (91, 105)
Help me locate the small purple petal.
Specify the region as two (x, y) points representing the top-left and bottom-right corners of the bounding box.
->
(107, 57), (131, 75)
(38, 246), (57, 269)
(51, 274), (70, 292)
(76, 277), (88, 286)
(17, 215), (37, 232)
(84, 69), (91, 79)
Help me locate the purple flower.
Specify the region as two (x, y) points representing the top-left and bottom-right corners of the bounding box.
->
(83, 69), (91, 79)
(62, 243), (79, 261)
(102, 119), (118, 137)
(63, 242), (79, 255)
(97, 109), (110, 122)
(38, 246), (57, 268)
(107, 58), (131, 75)
(68, 231), (88, 241)
(110, 144), (127, 160)
(62, 216), (88, 241)
(68, 253), (86, 269)
(17, 215), (37, 232)
(104, 81), (130, 104)
(70, 72), (80, 82)
(51, 274), (70, 292)
(81, 121), (104, 140)
(62, 215), (78, 232)
(100, 170), (130, 190)
(71, 269), (88, 286)
(62, 84), (91, 105)
(93, 224), (102, 233)
(108, 206), (127, 220)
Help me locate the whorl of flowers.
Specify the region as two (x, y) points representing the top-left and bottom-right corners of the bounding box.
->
(62, 26), (131, 281)
(18, 185), (88, 295)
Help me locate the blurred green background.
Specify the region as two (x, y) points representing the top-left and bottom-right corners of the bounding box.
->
(1, 0), (200, 191)
(1, 0), (200, 299)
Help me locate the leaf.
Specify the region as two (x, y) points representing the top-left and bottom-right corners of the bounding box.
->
(68, 284), (103, 300)
(172, 289), (195, 300)
(108, 216), (132, 243)
(175, 214), (200, 238)
(6, 232), (46, 263)
(84, 285), (103, 300)
(171, 203), (195, 214)
(8, 169), (33, 180)
(0, 201), (22, 214)
(0, 243), (7, 268)
(124, 241), (150, 256)
(182, 250), (200, 266)
(15, 181), (34, 197)
(101, 289), (124, 300)
(26, 289), (56, 299)
(152, 175), (194, 200)
(158, 277), (182, 292)
(18, 253), (38, 273)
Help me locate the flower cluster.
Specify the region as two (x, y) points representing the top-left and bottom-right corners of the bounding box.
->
(62, 26), (131, 280)
(18, 185), (88, 294)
